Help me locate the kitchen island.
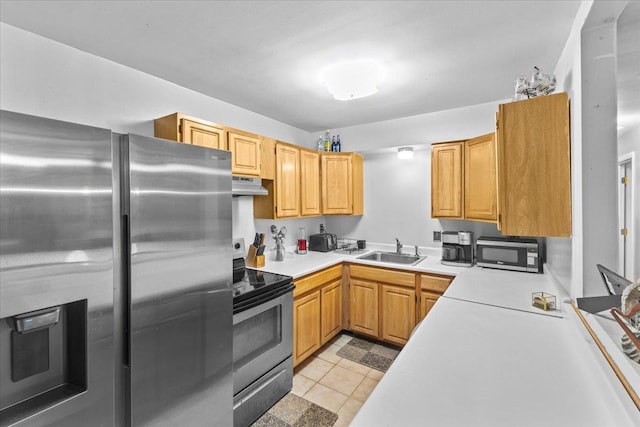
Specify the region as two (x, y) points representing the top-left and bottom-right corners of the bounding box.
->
(253, 245), (640, 426)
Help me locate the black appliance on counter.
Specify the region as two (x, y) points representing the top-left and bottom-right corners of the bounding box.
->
(232, 238), (294, 427)
(476, 236), (542, 273)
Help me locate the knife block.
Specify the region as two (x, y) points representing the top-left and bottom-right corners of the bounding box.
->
(246, 246), (265, 268)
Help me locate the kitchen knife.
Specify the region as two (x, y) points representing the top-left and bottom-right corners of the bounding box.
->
(256, 245), (265, 256)
(259, 233), (265, 246)
(253, 233), (260, 247)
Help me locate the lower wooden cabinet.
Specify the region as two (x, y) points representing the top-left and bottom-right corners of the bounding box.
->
(293, 265), (343, 366)
(420, 292), (439, 320)
(349, 279), (379, 337)
(293, 291), (321, 364)
(418, 274), (453, 322)
(321, 279), (343, 344)
(380, 285), (416, 346)
(349, 265), (414, 345)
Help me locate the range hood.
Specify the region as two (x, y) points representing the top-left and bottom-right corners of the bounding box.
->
(232, 176), (268, 196)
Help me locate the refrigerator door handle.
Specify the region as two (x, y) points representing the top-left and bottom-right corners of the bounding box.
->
(122, 213), (131, 368)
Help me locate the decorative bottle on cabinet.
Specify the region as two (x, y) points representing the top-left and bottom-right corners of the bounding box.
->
(324, 130), (332, 151)
(316, 135), (324, 151)
(335, 135), (341, 152)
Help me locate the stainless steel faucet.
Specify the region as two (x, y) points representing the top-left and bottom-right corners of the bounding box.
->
(395, 237), (402, 254)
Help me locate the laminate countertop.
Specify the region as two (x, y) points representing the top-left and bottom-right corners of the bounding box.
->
(252, 244), (640, 425)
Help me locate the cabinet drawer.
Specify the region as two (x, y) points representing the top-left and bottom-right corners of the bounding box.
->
(420, 274), (453, 293)
(294, 264), (343, 298)
(350, 265), (415, 288)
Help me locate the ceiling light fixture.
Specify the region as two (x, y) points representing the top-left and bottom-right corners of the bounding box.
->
(398, 147), (413, 160)
(321, 59), (384, 101)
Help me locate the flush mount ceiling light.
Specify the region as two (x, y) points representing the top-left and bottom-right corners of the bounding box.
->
(398, 147), (413, 160)
(321, 59), (384, 101)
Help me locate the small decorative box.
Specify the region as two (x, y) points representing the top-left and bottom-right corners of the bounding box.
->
(532, 292), (556, 311)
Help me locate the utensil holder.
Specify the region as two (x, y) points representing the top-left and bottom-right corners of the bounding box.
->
(246, 246), (265, 268)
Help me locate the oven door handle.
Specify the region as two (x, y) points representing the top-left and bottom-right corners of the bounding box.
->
(233, 283), (295, 314)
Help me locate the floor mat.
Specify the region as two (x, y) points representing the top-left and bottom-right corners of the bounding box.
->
(251, 393), (338, 427)
(336, 336), (400, 372)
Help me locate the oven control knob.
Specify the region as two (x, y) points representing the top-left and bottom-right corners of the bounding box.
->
(234, 242), (241, 250)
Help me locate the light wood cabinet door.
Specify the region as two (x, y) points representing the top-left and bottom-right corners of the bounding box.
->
(321, 279), (343, 344)
(260, 137), (276, 180)
(182, 119), (227, 150)
(322, 153), (353, 215)
(350, 279), (378, 337)
(420, 292), (439, 321)
(275, 143), (300, 218)
(381, 285), (416, 346)
(465, 133), (497, 222)
(497, 92), (571, 236)
(300, 149), (321, 216)
(228, 130), (261, 177)
(431, 142), (464, 218)
(352, 153), (364, 215)
(293, 290), (321, 366)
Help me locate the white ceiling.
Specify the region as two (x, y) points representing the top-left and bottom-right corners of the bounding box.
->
(0, 1), (588, 132)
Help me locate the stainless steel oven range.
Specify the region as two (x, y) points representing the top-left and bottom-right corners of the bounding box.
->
(232, 239), (294, 427)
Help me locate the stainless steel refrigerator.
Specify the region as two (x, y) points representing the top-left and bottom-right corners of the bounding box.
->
(0, 110), (233, 426)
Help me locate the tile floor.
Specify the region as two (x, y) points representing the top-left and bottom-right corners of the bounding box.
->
(291, 333), (385, 427)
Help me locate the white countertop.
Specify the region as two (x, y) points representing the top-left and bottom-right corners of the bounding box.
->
(351, 297), (640, 427)
(252, 244), (640, 425)
(255, 244), (565, 317)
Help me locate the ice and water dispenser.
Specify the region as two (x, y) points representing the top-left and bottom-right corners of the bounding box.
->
(0, 301), (88, 423)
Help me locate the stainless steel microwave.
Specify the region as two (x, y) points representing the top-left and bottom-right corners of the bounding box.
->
(476, 236), (542, 273)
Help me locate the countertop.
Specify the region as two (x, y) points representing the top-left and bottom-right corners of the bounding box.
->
(351, 297), (640, 427)
(253, 243), (640, 425)
(254, 243), (565, 317)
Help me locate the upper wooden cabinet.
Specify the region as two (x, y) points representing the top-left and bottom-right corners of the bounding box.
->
(275, 143), (300, 218)
(154, 113), (261, 177)
(227, 129), (261, 177)
(321, 152), (364, 215)
(496, 92), (571, 236)
(255, 142), (314, 219)
(431, 133), (497, 222)
(300, 149), (321, 216)
(465, 133), (497, 221)
(431, 141), (464, 218)
(155, 113), (227, 150)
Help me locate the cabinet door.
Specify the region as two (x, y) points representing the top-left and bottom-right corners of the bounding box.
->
(497, 92), (571, 236)
(381, 285), (416, 346)
(352, 153), (364, 215)
(431, 142), (463, 218)
(465, 133), (497, 221)
(260, 137), (276, 180)
(350, 279), (378, 337)
(322, 154), (353, 215)
(293, 291), (321, 366)
(228, 131), (261, 177)
(275, 143), (300, 218)
(321, 279), (343, 344)
(182, 119), (226, 150)
(419, 292), (439, 321)
(300, 149), (321, 216)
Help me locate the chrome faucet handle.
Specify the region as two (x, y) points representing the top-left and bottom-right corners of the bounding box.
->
(415, 245), (419, 256)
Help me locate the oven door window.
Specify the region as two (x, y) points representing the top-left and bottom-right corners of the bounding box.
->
(233, 305), (281, 369)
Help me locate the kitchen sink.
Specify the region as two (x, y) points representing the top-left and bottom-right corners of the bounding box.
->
(357, 251), (426, 266)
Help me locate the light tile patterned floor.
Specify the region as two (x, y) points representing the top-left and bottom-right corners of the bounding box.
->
(291, 333), (385, 427)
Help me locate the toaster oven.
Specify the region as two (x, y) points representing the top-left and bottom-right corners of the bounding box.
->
(476, 236), (542, 273)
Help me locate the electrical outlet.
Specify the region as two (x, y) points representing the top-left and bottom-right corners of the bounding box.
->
(433, 231), (441, 242)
